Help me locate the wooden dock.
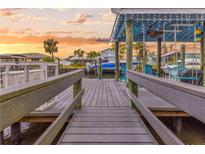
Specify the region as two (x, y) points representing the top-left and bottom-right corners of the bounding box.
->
(21, 79), (186, 123)
(58, 107), (156, 144)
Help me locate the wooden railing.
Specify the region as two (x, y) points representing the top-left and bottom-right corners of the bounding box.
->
(0, 69), (84, 132)
(126, 70), (185, 145)
(0, 62), (58, 89)
(126, 70), (205, 123)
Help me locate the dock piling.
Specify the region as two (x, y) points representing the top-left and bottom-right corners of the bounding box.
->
(115, 41), (120, 81)
(202, 22), (205, 86)
(126, 19), (133, 71)
(173, 117), (182, 134)
(157, 37), (162, 77)
(11, 122), (21, 145)
(0, 131), (4, 144)
(180, 44), (185, 67)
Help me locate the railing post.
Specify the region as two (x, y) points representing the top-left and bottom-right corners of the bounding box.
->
(73, 79), (82, 109)
(24, 65), (29, 82)
(127, 78), (138, 108)
(55, 64), (59, 76)
(40, 64), (44, 79)
(45, 64), (48, 79)
(11, 122), (21, 145)
(5, 65), (9, 88)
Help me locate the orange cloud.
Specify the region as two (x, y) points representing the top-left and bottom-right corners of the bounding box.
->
(26, 16), (48, 21)
(0, 27), (9, 34)
(65, 13), (92, 25)
(0, 9), (16, 16)
(0, 34), (108, 45)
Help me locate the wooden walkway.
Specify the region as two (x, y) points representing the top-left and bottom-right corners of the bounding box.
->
(22, 79), (186, 123)
(57, 79), (157, 145)
(58, 107), (156, 144)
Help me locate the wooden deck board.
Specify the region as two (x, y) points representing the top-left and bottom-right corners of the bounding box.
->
(25, 79), (183, 123)
(58, 107), (156, 145)
(60, 134), (154, 143)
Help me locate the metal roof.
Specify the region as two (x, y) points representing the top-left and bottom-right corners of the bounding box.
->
(111, 8), (205, 42)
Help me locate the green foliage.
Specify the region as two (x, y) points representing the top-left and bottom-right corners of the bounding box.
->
(133, 42), (149, 59)
(74, 49), (86, 58)
(44, 39), (58, 59)
(86, 51), (100, 59)
(162, 43), (168, 54)
(43, 56), (54, 62)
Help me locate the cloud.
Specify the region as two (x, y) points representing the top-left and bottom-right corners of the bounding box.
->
(26, 16), (48, 21)
(0, 27), (9, 34)
(0, 9), (16, 16)
(0, 34), (107, 46)
(45, 30), (96, 36)
(98, 12), (115, 24)
(0, 9), (24, 22)
(65, 13), (92, 25)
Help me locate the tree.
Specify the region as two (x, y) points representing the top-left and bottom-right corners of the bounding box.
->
(133, 42), (149, 60)
(119, 44), (126, 60)
(111, 43), (126, 60)
(44, 39), (58, 60)
(74, 49), (85, 58)
(162, 43), (168, 54)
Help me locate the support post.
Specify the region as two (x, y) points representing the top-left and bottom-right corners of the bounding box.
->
(11, 122), (21, 145)
(5, 65), (9, 88)
(173, 117), (182, 134)
(115, 41), (120, 81)
(73, 79), (82, 109)
(157, 37), (162, 77)
(128, 79), (138, 108)
(200, 39), (204, 71)
(25, 65), (29, 82)
(98, 57), (102, 79)
(55, 65), (59, 76)
(0, 131), (4, 144)
(40, 64), (44, 79)
(202, 22), (205, 86)
(126, 20), (133, 71)
(180, 44), (185, 67)
(44, 64), (48, 79)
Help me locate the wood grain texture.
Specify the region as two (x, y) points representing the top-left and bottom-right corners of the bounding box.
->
(127, 70), (205, 123)
(34, 89), (84, 145)
(0, 70), (84, 131)
(58, 107), (156, 145)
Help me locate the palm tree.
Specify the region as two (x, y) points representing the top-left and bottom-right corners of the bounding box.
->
(44, 39), (58, 60)
(119, 44), (126, 60)
(133, 42), (148, 60)
(74, 49), (86, 58)
(162, 43), (168, 54)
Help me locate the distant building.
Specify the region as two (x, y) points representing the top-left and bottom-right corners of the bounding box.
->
(0, 53), (48, 63)
(101, 48), (115, 62)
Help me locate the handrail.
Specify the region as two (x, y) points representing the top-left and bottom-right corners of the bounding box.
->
(0, 69), (84, 131)
(34, 89), (84, 145)
(126, 70), (205, 123)
(127, 89), (183, 145)
(0, 62), (58, 66)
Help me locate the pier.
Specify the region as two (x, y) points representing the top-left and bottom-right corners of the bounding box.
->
(1, 8), (205, 145)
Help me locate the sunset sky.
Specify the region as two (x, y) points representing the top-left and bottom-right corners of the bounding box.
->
(0, 8), (115, 58)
